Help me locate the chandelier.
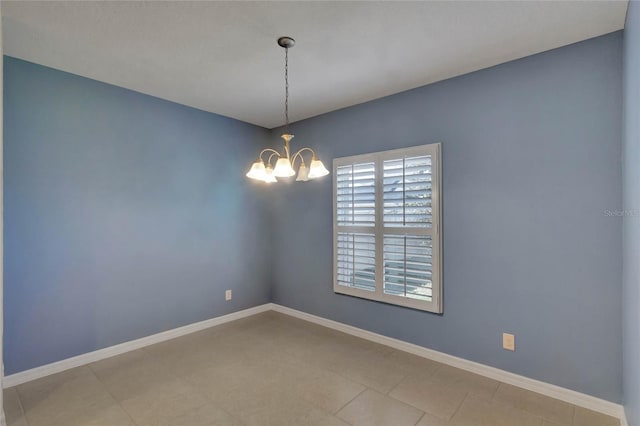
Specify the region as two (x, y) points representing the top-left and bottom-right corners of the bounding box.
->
(246, 36), (329, 183)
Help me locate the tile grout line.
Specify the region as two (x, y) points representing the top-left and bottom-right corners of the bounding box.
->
(274, 330), (396, 402)
(384, 381), (441, 421)
(332, 386), (368, 419)
(493, 383), (576, 426)
(413, 411), (427, 426)
(491, 382), (501, 400)
(385, 371), (409, 396)
(447, 391), (470, 423)
(89, 348), (244, 426)
(86, 362), (140, 426)
(179, 373), (246, 425)
(13, 387), (30, 426)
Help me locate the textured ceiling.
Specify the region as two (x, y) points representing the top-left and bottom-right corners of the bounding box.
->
(2, 1), (628, 128)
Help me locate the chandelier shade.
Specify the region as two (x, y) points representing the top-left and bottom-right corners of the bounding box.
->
(296, 163), (309, 181)
(245, 36), (329, 183)
(273, 158), (296, 177)
(308, 159), (330, 179)
(264, 164), (278, 183)
(246, 160), (266, 180)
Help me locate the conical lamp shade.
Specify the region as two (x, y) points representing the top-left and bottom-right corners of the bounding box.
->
(296, 163), (309, 181)
(246, 160), (266, 180)
(308, 159), (330, 179)
(264, 164), (278, 183)
(273, 157), (296, 177)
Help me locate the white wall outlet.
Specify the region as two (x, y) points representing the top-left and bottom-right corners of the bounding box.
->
(503, 333), (515, 351)
(225, 290), (232, 301)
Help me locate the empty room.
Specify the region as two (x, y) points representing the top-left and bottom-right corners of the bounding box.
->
(0, 1), (638, 425)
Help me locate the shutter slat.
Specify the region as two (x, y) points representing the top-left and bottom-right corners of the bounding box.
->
(336, 163), (376, 227)
(383, 234), (433, 302)
(336, 232), (376, 292)
(383, 155), (432, 228)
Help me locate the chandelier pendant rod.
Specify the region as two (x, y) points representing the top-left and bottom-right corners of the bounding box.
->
(284, 46), (290, 138)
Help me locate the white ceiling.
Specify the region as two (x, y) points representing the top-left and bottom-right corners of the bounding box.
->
(2, 1), (628, 129)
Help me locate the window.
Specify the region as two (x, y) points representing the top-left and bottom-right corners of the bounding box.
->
(333, 143), (442, 313)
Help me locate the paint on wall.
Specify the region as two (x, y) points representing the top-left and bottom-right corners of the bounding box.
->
(269, 32), (623, 403)
(623, 1), (640, 423)
(3, 57), (272, 374)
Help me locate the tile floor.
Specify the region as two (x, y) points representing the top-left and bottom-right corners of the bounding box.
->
(3, 312), (621, 426)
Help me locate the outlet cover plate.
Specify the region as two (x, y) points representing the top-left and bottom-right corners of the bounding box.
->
(503, 333), (515, 351)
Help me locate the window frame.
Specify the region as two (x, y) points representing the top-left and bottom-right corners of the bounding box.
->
(332, 143), (443, 313)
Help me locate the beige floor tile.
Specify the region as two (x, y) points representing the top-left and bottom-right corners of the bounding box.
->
(337, 389), (424, 426)
(28, 402), (134, 426)
(278, 331), (343, 369)
(290, 364), (367, 413)
(277, 322), (394, 373)
(4, 417), (27, 426)
(430, 365), (500, 399)
(24, 392), (133, 426)
(16, 366), (99, 410)
(184, 354), (331, 425)
(146, 326), (279, 378)
(389, 374), (468, 421)
(90, 349), (176, 401)
(384, 350), (442, 379)
(3, 387), (27, 426)
(451, 394), (543, 426)
(184, 361), (265, 402)
(119, 377), (210, 426)
(416, 412), (451, 426)
(493, 383), (574, 425)
(325, 330), (396, 356)
(185, 350), (308, 403)
(574, 407), (620, 426)
(9, 314), (615, 426)
(199, 382), (282, 421)
(329, 349), (408, 393)
(314, 415), (352, 426)
(153, 402), (243, 426)
(215, 386), (335, 426)
(17, 366), (133, 426)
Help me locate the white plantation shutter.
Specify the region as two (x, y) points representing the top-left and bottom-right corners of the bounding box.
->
(335, 161), (376, 292)
(336, 163), (376, 227)
(383, 235), (433, 301)
(383, 156), (432, 228)
(333, 144), (442, 313)
(336, 232), (376, 291)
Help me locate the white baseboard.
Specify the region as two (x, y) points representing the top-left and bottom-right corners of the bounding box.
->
(2, 301), (627, 425)
(270, 304), (627, 423)
(2, 303), (272, 388)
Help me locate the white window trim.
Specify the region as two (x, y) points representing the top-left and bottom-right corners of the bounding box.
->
(332, 143), (443, 313)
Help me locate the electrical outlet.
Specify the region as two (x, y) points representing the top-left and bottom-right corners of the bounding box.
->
(503, 333), (515, 351)
(225, 290), (232, 301)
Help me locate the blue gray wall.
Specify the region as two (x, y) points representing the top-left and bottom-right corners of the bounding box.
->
(3, 57), (272, 374)
(623, 1), (640, 423)
(270, 32), (623, 402)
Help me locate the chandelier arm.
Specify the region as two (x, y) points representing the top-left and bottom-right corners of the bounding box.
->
(291, 147), (316, 168)
(267, 152), (280, 166)
(259, 148), (281, 161)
